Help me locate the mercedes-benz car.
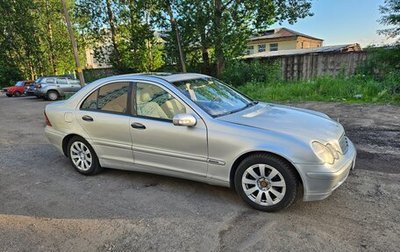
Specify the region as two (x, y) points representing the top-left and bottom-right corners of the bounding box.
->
(44, 73), (356, 211)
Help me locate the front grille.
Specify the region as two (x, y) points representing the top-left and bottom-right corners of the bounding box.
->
(339, 134), (349, 154)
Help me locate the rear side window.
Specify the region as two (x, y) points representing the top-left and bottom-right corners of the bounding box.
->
(81, 82), (129, 114)
(57, 78), (68, 84)
(46, 78), (55, 84)
(81, 91), (97, 110)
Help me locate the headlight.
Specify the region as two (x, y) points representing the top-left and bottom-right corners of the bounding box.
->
(311, 141), (337, 164)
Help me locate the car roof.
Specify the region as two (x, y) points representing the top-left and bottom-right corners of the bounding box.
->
(116, 72), (210, 83)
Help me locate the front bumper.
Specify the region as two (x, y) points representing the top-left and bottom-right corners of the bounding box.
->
(34, 89), (46, 97)
(299, 138), (357, 201)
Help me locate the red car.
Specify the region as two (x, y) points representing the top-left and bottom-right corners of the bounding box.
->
(4, 80), (34, 97)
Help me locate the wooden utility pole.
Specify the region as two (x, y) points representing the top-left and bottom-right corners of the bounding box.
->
(61, 0), (85, 86)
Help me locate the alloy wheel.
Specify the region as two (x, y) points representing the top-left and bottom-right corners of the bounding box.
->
(241, 164), (286, 206)
(70, 141), (93, 171)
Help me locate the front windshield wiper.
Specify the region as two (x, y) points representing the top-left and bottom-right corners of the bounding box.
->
(215, 101), (259, 117)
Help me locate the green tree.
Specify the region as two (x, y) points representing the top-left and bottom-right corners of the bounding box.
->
(157, 0), (312, 76)
(0, 0), (42, 81)
(36, 0), (81, 76)
(75, 0), (164, 72)
(379, 0), (400, 41)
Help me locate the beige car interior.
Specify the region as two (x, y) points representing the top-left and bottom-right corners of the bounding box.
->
(98, 84), (129, 113)
(137, 83), (186, 120)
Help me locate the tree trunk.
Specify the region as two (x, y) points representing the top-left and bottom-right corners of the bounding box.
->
(45, 0), (57, 75)
(200, 30), (210, 74)
(214, 0), (224, 77)
(106, 0), (121, 68)
(165, 0), (186, 72)
(61, 0), (85, 86)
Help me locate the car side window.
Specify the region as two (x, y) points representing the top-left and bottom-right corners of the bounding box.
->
(57, 78), (68, 84)
(135, 82), (186, 120)
(81, 82), (129, 113)
(46, 78), (55, 84)
(81, 91), (98, 110)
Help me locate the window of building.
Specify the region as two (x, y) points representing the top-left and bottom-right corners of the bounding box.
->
(269, 43), (278, 51)
(246, 46), (254, 55)
(258, 44), (266, 52)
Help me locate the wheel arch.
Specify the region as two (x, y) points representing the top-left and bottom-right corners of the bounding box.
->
(229, 151), (304, 189)
(62, 133), (86, 157)
(47, 89), (60, 95)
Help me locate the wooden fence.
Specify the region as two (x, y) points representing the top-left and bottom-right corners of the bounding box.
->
(258, 51), (368, 81)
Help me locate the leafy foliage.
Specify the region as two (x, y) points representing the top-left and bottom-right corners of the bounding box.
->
(74, 0), (164, 72)
(220, 60), (281, 87)
(378, 0), (400, 41)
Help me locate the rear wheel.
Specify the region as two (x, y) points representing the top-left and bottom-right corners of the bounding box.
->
(47, 90), (59, 101)
(67, 136), (102, 175)
(14, 91), (21, 97)
(234, 154), (298, 212)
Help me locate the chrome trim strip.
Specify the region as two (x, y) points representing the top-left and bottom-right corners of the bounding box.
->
(134, 146), (208, 163)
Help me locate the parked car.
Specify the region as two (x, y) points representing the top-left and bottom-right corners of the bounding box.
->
(25, 79), (40, 96)
(34, 76), (82, 101)
(44, 73), (356, 212)
(4, 80), (34, 97)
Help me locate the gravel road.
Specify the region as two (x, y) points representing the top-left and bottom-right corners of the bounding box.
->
(0, 95), (399, 252)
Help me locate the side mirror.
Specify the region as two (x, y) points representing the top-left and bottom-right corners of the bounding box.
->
(173, 114), (197, 127)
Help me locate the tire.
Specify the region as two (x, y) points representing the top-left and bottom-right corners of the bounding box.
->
(14, 91), (21, 97)
(46, 90), (59, 101)
(234, 154), (298, 212)
(6, 94), (12, 97)
(67, 136), (102, 175)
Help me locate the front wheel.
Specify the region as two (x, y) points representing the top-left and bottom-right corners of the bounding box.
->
(14, 91), (21, 97)
(234, 154), (298, 212)
(67, 136), (102, 175)
(6, 94), (12, 97)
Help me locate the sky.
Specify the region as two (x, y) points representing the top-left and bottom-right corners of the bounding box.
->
(274, 0), (395, 48)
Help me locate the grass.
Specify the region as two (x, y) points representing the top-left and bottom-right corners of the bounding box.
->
(238, 75), (400, 104)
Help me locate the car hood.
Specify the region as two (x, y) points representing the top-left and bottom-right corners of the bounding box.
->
(218, 102), (344, 142)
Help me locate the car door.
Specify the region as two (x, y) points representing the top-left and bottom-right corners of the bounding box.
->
(68, 79), (82, 92)
(56, 78), (70, 93)
(76, 81), (134, 169)
(130, 81), (208, 178)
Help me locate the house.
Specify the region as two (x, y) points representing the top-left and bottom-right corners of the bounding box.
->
(242, 43), (362, 59)
(246, 28), (323, 55)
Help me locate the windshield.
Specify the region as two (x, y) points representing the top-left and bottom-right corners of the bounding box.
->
(173, 77), (254, 117)
(15, 81), (24, 87)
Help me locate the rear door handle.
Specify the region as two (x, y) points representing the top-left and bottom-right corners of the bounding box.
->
(82, 115), (93, 121)
(131, 122), (146, 129)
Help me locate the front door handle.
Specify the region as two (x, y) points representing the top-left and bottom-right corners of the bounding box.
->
(82, 115), (93, 121)
(131, 122), (146, 129)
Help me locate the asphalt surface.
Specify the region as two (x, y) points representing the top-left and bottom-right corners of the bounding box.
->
(0, 95), (399, 252)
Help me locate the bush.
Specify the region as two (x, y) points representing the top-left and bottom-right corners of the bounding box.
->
(220, 60), (281, 87)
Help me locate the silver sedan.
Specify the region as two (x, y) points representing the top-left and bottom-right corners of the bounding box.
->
(44, 73), (356, 211)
